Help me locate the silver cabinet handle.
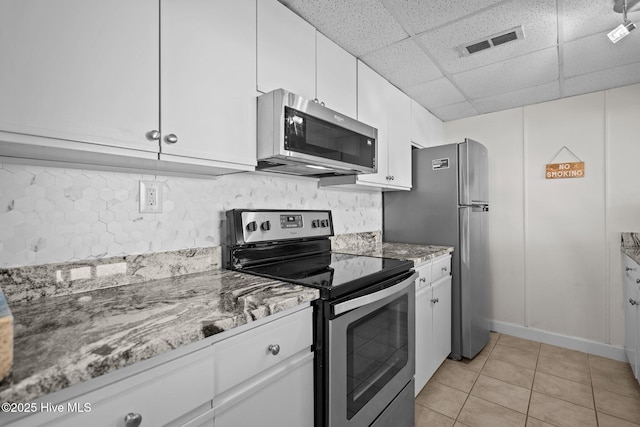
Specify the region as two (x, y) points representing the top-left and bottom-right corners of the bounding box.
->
(124, 413), (142, 427)
(626, 267), (636, 271)
(630, 298), (639, 306)
(637, 279), (640, 284)
(442, 266), (448, 272)
(390, 176), (395, 180)
(268, 344), (280, 355)
(431, 298), (439, 303)
(419, 277), (426, 282)
(165, 134), (178, 144)
(146, 130), (160, 141)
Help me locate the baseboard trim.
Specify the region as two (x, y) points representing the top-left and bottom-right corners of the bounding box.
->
(490, 320), (627, 362)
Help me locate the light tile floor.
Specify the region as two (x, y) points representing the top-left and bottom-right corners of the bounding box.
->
(415, 332), (640, 427)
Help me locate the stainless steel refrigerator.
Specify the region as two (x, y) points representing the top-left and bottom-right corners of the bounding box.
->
(383, 139), (490, 360)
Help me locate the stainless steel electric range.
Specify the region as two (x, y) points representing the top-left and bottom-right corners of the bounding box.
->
(223, 209), (417, 427)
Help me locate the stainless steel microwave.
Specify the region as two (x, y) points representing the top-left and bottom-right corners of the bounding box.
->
(257, 89), (378, 177)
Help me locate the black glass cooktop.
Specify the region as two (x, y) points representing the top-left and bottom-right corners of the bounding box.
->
(238, 252), (413, 299)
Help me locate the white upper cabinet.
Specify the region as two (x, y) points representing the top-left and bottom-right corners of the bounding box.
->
(160, 0), (256, 169)
(354, 62), (391, 187)
(0, 0), (159, 156)
(316, 33), (357, 119)
(387, 85), (412, 189)
(257, 0), (357, 119)
(257, 0), (316, 101)
(333, 61), (411, 191)
(411, 100), (444, 148)
(0, 0), (256, 175)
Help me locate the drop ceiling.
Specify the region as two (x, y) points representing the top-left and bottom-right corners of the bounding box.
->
(277, 0), (640, 121)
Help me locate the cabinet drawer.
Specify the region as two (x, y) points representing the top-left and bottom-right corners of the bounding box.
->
(414, 262), (432, 291)
(214, 306), (312, 395)
(431, 255), (451, 282)
(13, 347), (215, 427)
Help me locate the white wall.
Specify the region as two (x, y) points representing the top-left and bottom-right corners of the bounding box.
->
(445, 83), (640, 347)
(0, 164), (382, 268)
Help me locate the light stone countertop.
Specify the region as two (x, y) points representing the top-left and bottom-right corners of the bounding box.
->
(0, 241), (451, 404)
(337, 242), (454, 266)
(0, 269), (318, 403)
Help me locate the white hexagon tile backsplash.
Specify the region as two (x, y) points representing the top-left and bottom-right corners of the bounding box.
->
(0, 163), (382, 268)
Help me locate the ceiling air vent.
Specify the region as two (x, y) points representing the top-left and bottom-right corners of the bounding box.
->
(457, 26), (525, 57)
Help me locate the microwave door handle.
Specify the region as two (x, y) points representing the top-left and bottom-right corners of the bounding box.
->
(333, 272), (418, 316)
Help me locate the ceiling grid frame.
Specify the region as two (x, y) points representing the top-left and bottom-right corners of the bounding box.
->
(277, 0), (640, 121)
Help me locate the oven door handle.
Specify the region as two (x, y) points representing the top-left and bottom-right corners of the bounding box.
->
(333, 271), (418, 316)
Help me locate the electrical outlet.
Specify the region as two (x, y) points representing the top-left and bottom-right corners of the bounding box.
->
(139, 181), (163, 213)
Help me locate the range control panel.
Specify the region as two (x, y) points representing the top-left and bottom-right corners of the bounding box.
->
(229, 210), (333, 244)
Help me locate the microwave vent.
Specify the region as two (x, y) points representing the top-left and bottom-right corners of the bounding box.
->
(457, 26), (525, 57)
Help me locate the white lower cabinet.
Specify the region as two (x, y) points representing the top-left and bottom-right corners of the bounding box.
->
(414, 255), (452, 396)
(5, 306), (314, 427)
(623, 254), (640, 382)
(212, 306), (314, 427)
(7, 346), (216, 427)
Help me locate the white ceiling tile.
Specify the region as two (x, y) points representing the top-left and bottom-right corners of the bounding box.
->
(360, 39), (443, 89)
(405, 77), (466, 109)
(564, 61), (640, 97)
(562, 0), (640, 42)
(430, 101), (479, 122)
(418, 0), (558, 74)
(278, 0), (408, 56)
(473, 81), (560, 113)
(381, 0), (504, 33)
(564, 31), (640, 77)
(452, 47), (558, 99)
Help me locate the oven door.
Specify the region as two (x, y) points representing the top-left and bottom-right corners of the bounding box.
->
(328, 271), (417, 427)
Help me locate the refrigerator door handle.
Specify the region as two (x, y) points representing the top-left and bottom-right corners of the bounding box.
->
(460, 207), (470, 265)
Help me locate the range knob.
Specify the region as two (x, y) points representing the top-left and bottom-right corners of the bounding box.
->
(320, 219), (329, 228)
(261, 221), (271, 231)
(246, 221), (257, 232)
(311, 220), (320, 228)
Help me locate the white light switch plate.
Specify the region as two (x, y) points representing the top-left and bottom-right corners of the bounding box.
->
(139, 180), (163, 213)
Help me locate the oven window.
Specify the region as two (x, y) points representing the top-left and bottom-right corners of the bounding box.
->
(284, 107), (375, 169)
(346, 294), (409, 419)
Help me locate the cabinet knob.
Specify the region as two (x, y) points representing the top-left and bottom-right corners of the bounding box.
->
(626, 267), (636, 271)
(268, 344), (280, 355)
(124, 413), (142, 427)
(146, 130), (160, 141)
(431, 298), (439, 304)
(165, 134), (178, 144)
(637, 279), (640, 284)
(630, 298), (639, 306)
(442, 266), (448, 272)
(419, 277), (426, 282)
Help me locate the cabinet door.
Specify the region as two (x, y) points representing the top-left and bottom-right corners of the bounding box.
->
(387, 85), (412, 189)
(214, 352), (314, 427)
(160, 0), (256, 169)
(257, 0), (316, 101)
(624, 273), (639, 379)
(316, 32), (357, 119)
(432, 276), (452, 367)
(0, 0), (158, 154)
(415, 284), (434, 396)
(356, 61), (390, 186)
